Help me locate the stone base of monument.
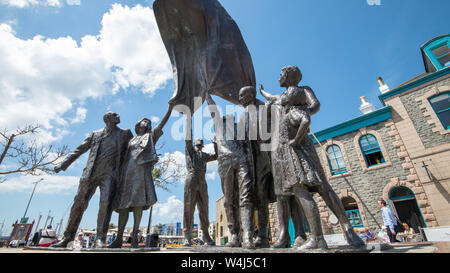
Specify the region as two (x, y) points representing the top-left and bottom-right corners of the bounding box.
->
(166, 244), (386, 253)
(25, 246), (160, 252)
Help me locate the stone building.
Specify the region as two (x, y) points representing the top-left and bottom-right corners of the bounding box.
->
(215, 34), (450, 244)
(311, 33), (449, 237)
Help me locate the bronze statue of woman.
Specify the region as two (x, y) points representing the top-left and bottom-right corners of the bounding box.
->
(109, 104), (173, 248)
(261, 65), (364, 249)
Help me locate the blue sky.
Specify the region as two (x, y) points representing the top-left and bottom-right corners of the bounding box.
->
(0, 0), (449, 236)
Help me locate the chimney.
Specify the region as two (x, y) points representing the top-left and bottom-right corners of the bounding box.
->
(377, 77), (390, 94)
(359, 96), (376, 115)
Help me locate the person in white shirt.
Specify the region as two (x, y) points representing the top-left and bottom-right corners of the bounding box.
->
(377, 226), (390, 243)
(38, 225), (57, 247)
(72, 233), (86, 250)
(377, 199), (400, 243)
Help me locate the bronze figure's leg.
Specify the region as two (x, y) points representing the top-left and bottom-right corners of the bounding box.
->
(254, 204), (270, 248)
(108, 209), (128, 248)
(254, 174), (272, 249)
(240, 204), (255, 249)
(52, 180), (97, 248)
(291, 196), (307, 247)
(221, 166), (240, 247)
(183, 176), (197, 246)
(96, 176), (115, 248)
(131, 207), (143, 248)
(197, 180), (214, 246)
(318, 182), (365, 248)
(272, 195), (291, 248)
(294, 186), (328, 250)
(237, 163), (255, 249)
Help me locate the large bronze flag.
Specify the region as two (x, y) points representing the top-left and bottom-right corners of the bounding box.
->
(153, 0), (256, 113)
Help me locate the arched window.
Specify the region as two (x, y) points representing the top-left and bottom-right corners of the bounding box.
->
(423, 35), (450, 70)
(342, 197), (364, 228)
(326, 145), (347, 175)
(359, 134), (385, 167)
(428, 92), (450, 129)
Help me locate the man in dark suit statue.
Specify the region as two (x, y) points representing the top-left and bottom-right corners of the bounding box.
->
(52, 112), (133, 248)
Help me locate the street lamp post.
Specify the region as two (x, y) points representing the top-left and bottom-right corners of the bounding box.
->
(22, 178), (44, 223)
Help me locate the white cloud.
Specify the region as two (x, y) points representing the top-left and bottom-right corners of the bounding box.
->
(153, 195), (183, 223)
(0, 0), (80, 8)
(65, 0), (79, 5)
(206, 171), (216, 180)
(0, 174), (79, 194)
(203, 143), (218, 171)
(151, 116), (160, 123)
(70, 107), (87, 124)
(0, 4), (172, 143)
(0, 0), (62, 8)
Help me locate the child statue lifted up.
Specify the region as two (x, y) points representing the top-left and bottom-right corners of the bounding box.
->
(261, 65), (313, 147)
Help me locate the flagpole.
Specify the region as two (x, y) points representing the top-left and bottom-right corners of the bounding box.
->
(145, 207), (154, 248)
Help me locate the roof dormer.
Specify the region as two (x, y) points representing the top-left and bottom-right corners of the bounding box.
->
(421, 34), (450, 73)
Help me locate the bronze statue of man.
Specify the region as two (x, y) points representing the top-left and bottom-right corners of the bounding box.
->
(238, 86), (276, 248)
(183, 116), (217, 246)
(260, 65), (365, 249)
(53, 112), (133, 248)
(206, 93), (256, 249)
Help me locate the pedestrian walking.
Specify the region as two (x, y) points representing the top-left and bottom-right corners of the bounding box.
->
(378, 199), (400, 243)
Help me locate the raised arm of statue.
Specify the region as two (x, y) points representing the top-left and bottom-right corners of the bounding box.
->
(153, 103), (174, 144)
(259, 84), (279, 103)
(185, 114), (193, 155)
(206, 93), (223, 134)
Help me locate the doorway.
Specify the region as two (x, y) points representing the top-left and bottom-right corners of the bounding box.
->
(390, 187), (426, 233)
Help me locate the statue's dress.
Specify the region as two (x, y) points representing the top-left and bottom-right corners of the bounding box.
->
(271, 105), (323, 196)
(113, 132), (158, 212)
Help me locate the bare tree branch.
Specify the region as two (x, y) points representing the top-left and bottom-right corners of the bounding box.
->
(0, 124), (68, 182)
(152, 150), (186, 192)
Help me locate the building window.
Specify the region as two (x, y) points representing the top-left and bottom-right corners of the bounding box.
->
(428, 92), (450, 129)
(342, 197), (364, 228)
(424, 35), (450, 70)
(359, 134), (385, 167)
(326, 145), (347, 175)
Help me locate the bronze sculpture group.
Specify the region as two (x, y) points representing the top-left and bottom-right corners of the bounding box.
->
(49, 0), (365, 251)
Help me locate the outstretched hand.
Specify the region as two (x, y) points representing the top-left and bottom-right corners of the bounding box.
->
(259, 84), (265, 92)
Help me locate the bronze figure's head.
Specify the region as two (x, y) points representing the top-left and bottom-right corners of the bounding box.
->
(279, 65), (302, 87)
(135, 118), (152, 136)
(103, 112), (121, 126)
(239, 86), (257, 107)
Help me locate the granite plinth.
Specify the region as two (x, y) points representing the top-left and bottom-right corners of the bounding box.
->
(25, 246), (160, 252)
(166, 244), (380, 253)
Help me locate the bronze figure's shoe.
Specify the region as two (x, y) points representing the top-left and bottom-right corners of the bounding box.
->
(183, 238), (192, 247)
(271, 237), (290, 248)
(254, 236), (270, 248)
(225, 234), (240, 248)
(130, 242), (140, 249)
(203, 239), (216, 246)
(51, 239), (71, 248)
(95, 239), (106, 248)
(108, 239), (123, 248)
(298, 235), (328, 250)
(344, 227), (365, 248)
(293, 236), (307, 248)
(241, 240), (255, 249)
